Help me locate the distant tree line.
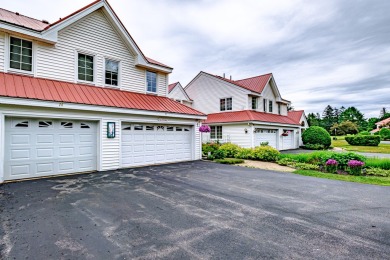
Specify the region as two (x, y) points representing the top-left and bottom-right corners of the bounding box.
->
(307, 106), (390, 136)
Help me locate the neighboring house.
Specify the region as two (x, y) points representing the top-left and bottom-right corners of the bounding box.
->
(185, 71), (308, 150)
(371, 117), (390, 134)
(0, 0), (206, 183)
(168, 82), (192, 107)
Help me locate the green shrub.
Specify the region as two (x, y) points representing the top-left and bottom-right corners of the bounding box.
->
(251, 146), (280, 162)
(218, 143), (241, 158)
(202, 142), (220, 156)
(277, 158), (297, 166)
(345, 135), (380, 146)
(365, 168), (390, 177)
(294, 163), (320, 171)
(304, 144), (326, 150)
(214, 158), (244, 164)
(379, 128), (390, 140)
(302, 126), (331, 149)
(358, 131), (370, 136)
(365, 158), (390, 170)
(235, 148), (254, 159)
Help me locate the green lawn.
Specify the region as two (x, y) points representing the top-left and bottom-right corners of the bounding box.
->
(332, 136), (390, 153)
(294, 170), (390, 186)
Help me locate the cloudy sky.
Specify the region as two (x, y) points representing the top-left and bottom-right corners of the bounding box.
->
(2, 0), (389, 118)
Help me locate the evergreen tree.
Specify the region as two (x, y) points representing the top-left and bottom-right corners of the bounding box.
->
(340, 107), (366, 131)
(322, 105), (335, 131)
(307, 113), (321, 126)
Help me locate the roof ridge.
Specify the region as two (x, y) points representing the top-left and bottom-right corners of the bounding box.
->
(235, 73), (272, 82)
(0, 7), (48, 24)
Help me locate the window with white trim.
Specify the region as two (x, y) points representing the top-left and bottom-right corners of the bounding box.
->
(146, 71), (157, 93)
(251, 97), (258, 109)
(220, 97), (232, 111)
(10, 37), (32, 72)
(105, 59), (119, 86)
(269, 100), (273, 113)
(78, 53), (94, 82)
(210, 126), (222, 139)
(263, 99), (267, 112)
(278, 103), (281, 115)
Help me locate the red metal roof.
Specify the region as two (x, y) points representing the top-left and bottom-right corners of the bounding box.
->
(287, 110), (305, 124)
(376, 117), (390, 126)
(0, 72), (204, 116)
(0, 1), (171, 70)
(168, 82), (179, 93)
(202, 71), (272, 94)
(0, 8), (49, 31)
(204, 110), (300, 125)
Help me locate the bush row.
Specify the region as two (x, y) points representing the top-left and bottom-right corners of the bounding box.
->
(345, 135), (381, 146)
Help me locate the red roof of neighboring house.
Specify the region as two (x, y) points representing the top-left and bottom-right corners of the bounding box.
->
(376, 117), (390, 126)
(168, 82), (179, 93)
(0, 73), (204, 116)
(370, 128), (380, 133)
(204, 110), (300, 126)
(202, 71), (272, 94)
(0, 1), (171, 70)
(287, 110), (305, 124)
(0, 7), (49, 31)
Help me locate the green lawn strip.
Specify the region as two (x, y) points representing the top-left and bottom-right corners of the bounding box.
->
(293, 170), (390, 186)
(332, 139), (390, 154)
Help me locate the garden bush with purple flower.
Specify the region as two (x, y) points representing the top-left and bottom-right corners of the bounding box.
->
(325, 159), (338, 173)
(348, 160), (365, 176)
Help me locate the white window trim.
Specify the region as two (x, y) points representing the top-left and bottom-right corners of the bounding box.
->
(6, 34), (36, 76)
(104, 57), (121, 88)
(269, 100), (273, 113)
(75, 50), (96, 85)
(210, 125), (223, 139)
(251, 97), (258, 110)
(263, 98), (267, 112)
(145, 70), (158, 94)
(220, 97), (233, 111)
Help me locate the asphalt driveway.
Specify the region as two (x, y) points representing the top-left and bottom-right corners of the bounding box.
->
(1, 161), (389, 259)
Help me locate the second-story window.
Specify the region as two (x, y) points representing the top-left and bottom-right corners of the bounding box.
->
(251, 97), (258, 109)
(269, 100), (273, 113)
(78, 53), (94, 82)
(10, 37), (32, 72)
(278, 103), (281, 115)
(105, 59), (119, 86)
(220, 97), (232, 111)
(146, 71), (157, 93)
(263, 99), (267, 112)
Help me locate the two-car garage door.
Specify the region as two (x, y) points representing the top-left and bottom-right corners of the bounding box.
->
(3, 118), (193, 181)
(4, 117), (97, 181)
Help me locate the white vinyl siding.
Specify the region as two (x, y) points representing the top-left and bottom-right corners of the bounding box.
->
(262, 83), (277, 114)
(185, 73), (250, 114)
(0, 32), (4, 71)
(168, 83), (192, 106)
(202, 124), (252, 148)
(34, 10), (169, 96)
(101, 119), (120, 171)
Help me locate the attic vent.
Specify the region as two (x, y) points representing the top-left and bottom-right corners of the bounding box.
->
(15, 12), (20, 15)
(42, 19), (49, 24)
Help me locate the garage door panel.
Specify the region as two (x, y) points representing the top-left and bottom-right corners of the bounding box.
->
(11, 135), (30, 145)
(4, 118), (97, 181)
(37, 134), (54, 144)
(11, 149), (30, 160)
(36, 148), (54, 159)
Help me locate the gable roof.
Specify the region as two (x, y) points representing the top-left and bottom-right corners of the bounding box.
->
(287, 110), (305, 125)
(168, 82), (179, 93)
(0, 72), (204, 116)
(0, 0), (172, 71)
(197, 71), (277, 96)
(204, 110), (300, 126)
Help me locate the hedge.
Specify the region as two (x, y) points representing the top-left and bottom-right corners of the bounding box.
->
(345, 135), (381, 146)
(302, 126), (331, 149)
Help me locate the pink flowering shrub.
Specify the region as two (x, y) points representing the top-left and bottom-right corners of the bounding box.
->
(325, 159), (338, 173)
(348, 160), (365, 175)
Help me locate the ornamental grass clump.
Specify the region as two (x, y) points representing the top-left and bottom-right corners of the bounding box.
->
(325, 159), (338, 173)
(348, 160), (365, 176)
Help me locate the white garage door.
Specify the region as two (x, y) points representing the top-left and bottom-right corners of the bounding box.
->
(254, 129), (278, 149)
(121, 123), (192, 167)
(4, 117), (97, 181)
(281, 130), (294, 150)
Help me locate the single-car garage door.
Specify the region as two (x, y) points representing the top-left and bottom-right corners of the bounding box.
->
(254, 129), (278, 149)
(4, 117), (97, 181)
(121, 123), (192, 167)
(281, 130), (294, 150)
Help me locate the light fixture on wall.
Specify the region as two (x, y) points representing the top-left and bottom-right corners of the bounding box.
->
(244, 128), (248, 134)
